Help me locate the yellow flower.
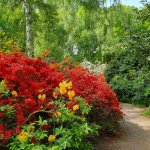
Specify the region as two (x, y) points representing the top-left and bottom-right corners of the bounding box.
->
(73, 105), (80, 111)
(53, 91), (58, 99)
(38, 89), (44, 93)
(18, 132), (29, 142)
(68, 90), (75, 100)
(54, 111), (61, 117)
(59, 81), (72, 89)
(38, 94), (46, 100)
(59, 86), (67, 95)
(48, 135), (56, 143)
(11, 90), (18, 97)
(59, 80), (73, 95)
(68, 81), (72, 89)
(59, 81), (66, 88)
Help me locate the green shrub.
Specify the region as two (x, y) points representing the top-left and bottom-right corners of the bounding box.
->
(105, 51), (150, 106)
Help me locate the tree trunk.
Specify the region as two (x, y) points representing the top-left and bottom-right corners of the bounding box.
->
(24, 0), (34, 57)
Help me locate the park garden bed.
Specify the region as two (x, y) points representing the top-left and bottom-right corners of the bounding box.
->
(0, 52), (123, 150)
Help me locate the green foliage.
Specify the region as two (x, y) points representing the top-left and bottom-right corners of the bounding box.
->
(143, 107), (150, 118)
(0, 0), (142, 62)
(105, 2), (150, 106)
(0, 30), (20, 53)
(106, 49), (150, 106)
(0, 1), (25, 50)
(0, 80), (9, 96)
(9, 97), (99, 150)
(0, 105), (15, 119)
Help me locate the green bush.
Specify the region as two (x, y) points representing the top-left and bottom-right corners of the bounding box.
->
(105, 51), (150, 106)
(105, 3), (150, 107)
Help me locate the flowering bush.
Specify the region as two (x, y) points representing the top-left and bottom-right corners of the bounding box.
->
(0, 30), (20, 53)
(9, 87), (99, 150)
(0, 52), (123, 149)
(66, 67), (123, 132)
(50, 57), (79, 74)
(0, 53), (99, 149)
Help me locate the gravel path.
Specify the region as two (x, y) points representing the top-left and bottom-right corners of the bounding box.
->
(94, 103), (150, 150)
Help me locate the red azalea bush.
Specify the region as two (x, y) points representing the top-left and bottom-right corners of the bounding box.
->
(66, 67), (123, 132)
(0, 52), (123, 147)
(0, 52), (64, 144)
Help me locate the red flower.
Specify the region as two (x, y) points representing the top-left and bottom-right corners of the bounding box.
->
(0, 52), (123, 144)
(41, 125), (51, 130)
(5, 130), (12, 139)
(0, 124), (4, 135)
(31, 136), (36, 144)
(51, 60), (55, 64)
(25, 98), (37, 108)
(0, 113), (4, 117)
(15, 126), (21, 134)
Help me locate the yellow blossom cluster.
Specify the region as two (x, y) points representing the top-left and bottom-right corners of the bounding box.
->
(53, 80), (80, 112)
(68, 90), (75, 100)
(53, 91), (58, 99)
(73, 105), (80, 111)
(59, 80), (72, 95)
(59, 81), (72, 90)
(58, 81), (76, 100)
(54, 111), (61, 117)
(11, 90), (18, 97)
(38, 94), (46, 100)
(48, 135), (56, 143)
(17, 132), (29, 142)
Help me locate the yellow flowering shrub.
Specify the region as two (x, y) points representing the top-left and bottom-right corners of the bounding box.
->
(8, 78), (99, 150)
(17, 132), (29, 142)
(0, 30), (20, 53)
(53, 91), (58, 99)
(59, 86), (67, 95)
(73, 105), (80, 111)
(54, 111), (62, 117)
(11, 91), (18, 97)
(68, 90), (75, 100)
(38, 94), (46, 100)
(48, 135), (56, 143)
(58, 81), (75, 98)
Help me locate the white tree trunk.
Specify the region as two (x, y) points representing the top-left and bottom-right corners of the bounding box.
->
(24, 0), (34, 57)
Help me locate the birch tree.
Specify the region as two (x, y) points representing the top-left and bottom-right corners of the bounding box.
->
(0, 0), (54, 57)
(23, 0), (34, 57)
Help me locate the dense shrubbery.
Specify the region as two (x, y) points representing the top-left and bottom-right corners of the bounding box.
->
(105, 51), (150, 106)
(0, 52), (123, 149)
(143, 106), (150, 118)
(0, 30), (20, 53)
(105, 3), (150, 107)
(67, 67), (123, 132)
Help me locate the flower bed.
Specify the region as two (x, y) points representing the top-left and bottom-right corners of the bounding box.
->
(0, 52), (123, 149)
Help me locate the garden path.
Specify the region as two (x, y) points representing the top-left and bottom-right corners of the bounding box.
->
(94, 103), (150, 150)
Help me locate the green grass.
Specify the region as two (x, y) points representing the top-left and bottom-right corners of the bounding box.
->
(142, 107), (150, 118)
(133, 103), (146, 108)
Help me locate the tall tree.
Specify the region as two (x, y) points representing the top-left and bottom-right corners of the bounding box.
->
(23, 0), (34, 57)
(0, 0), (57, 57)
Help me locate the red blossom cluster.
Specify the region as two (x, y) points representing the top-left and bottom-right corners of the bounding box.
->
(67, 67), (123, 127)
(0, 52), (64, 143)
(0, 52), (123, 144)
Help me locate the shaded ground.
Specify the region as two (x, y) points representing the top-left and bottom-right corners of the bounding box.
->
(94, 103), (150, 150)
